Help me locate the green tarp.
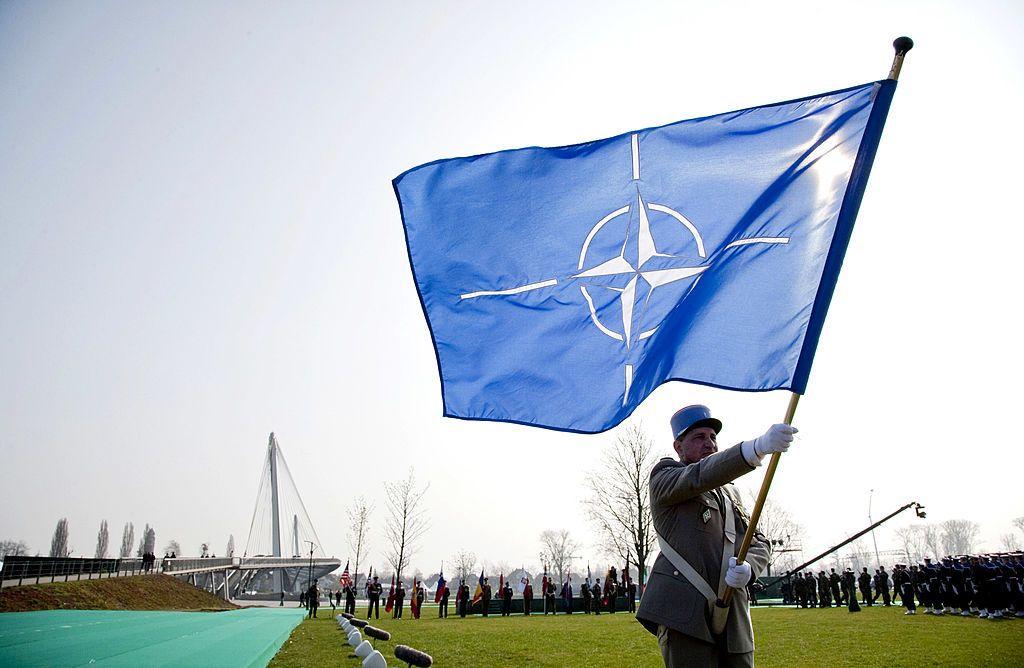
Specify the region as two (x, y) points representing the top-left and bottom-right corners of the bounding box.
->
(0, 607), (305, 667)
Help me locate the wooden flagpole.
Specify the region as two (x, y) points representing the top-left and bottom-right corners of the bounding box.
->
(718, 36), (913, 610)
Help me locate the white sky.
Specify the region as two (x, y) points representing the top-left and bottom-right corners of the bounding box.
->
(2, 1), (1023, 573)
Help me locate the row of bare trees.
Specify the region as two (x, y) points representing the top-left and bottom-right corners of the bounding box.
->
(340, 469), (429, 591)
(894, 517), (1024, 561)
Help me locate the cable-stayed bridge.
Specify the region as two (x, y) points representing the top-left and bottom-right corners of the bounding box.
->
(1, 433), (338, 599)
(188, 432), (340, 599)
(225, 432), (339, 598)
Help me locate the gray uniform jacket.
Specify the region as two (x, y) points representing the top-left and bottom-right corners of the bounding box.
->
(636, 443), (771, 654)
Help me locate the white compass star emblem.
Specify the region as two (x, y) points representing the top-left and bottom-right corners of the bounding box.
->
(459, 133), (790, 405)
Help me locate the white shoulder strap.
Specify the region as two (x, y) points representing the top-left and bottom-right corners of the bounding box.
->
(656, 532), (717, 603)
(655, 489), (739, 604)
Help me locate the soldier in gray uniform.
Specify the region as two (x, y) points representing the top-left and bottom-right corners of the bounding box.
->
(637, 405), (797, 668)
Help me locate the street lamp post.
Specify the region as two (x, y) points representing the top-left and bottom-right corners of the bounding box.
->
(304, 540), (316, 595)
(868, 490), (882, 569)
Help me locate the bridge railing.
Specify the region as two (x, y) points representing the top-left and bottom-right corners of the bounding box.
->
(237, 556), (340, 569)
(163, 557), (236, 573)
(0, 556), (149, 589)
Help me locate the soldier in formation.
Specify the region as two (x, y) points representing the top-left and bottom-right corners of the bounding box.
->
(366, 575), (382, 619)
(393, 580), (405, 619)
(903, 553), (1024, 620)
(501, 579), (513, 616)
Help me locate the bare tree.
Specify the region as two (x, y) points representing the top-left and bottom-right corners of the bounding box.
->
(226, 535), (235, 557)
(921, 524), (941, 560)
(745, 495), (804, 576)
(941, 519), (980, 556)
(894, 525), (925, 564)
(49, 518), (69, 557)
(164, 540), (182, 556)
(582, 425), (656, 589)
(347, 496), (373, 592)
(384, 469), (429, 581)
(845, 539), (872, 573)
(495, 561), (514, 580)
(451, 549), (477, 583)
(539, 529), (580, 585)
(120, 522), (134, 558)
(95, 520), (109, 558)
(1014, 517), (1024, 535)
(1000, 533), (1021, 551)
(0, 539), (30, 557)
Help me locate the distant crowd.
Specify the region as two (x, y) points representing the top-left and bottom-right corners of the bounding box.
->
(302, 566), (640, 620)
(781, 553), (1024, 619)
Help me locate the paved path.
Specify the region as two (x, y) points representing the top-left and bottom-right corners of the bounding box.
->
(0, 607), (305, 667)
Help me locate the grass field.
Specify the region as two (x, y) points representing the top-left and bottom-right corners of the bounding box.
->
(270, 605), (1024, 667)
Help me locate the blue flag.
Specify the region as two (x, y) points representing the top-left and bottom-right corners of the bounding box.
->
(395, 80), (896, 433)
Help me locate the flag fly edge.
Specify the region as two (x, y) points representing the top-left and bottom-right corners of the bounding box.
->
(791, 79), (898, 393)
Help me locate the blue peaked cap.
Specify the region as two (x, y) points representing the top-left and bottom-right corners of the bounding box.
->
(670, 405), (722, 441)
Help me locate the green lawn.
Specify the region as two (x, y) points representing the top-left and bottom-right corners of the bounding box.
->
(270, 605), (1024, 667)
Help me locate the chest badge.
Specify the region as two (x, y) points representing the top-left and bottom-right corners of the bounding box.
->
(702, 508), (712, 524)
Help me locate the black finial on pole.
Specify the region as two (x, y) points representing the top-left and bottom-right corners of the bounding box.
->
(888, 36), (914, 81)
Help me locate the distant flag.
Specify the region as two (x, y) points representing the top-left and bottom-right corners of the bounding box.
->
(435, 567), (447, 603)
(497, 572), (504, 598)
(411, 579), (421, 619)
(586, 564), (592, 588)
(340, 560), (352, 588)
(562, 575), (572, 604)
(518, 567), (528, 594)
(385, 574), (396, 613)
(472, 568), (485, 606)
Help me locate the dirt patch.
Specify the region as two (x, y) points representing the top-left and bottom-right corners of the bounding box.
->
(0, 574), (237, 612)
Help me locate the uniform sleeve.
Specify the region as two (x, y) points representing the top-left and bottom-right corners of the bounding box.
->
(649, 443), (755, 507)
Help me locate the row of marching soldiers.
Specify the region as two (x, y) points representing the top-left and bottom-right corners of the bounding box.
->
(786, 567), (883, 609)
(893, 553), (1024, 619)
(784, 553), (1024, 619)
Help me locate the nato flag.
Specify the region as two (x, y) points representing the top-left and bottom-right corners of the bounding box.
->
(395, 80), (896, 433)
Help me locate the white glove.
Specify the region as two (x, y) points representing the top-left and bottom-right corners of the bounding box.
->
(742, 424), (798, 466)
(725, 556), (752, 589)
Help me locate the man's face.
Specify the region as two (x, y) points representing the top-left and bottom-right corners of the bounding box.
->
(674, 426), (718, 464)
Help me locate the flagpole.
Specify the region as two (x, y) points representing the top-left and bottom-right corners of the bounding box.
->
(720, 392), (800, 606)
(718, 39), (913, 610)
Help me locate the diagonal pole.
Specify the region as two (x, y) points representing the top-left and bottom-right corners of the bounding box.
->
(720, 393), (799, 606)
(718, 36), (914, 610)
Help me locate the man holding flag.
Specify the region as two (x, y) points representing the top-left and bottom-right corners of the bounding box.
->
(384, 574), (395, 617)
(522, 575), (534, 615)
(435, 568), (449, 618)
(582, 566), (593, 614)
(396, 31), (912, 668)
(636, 406), (788, 666)
(366, 574), (382, 619)
(471, 569), (485, 615)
